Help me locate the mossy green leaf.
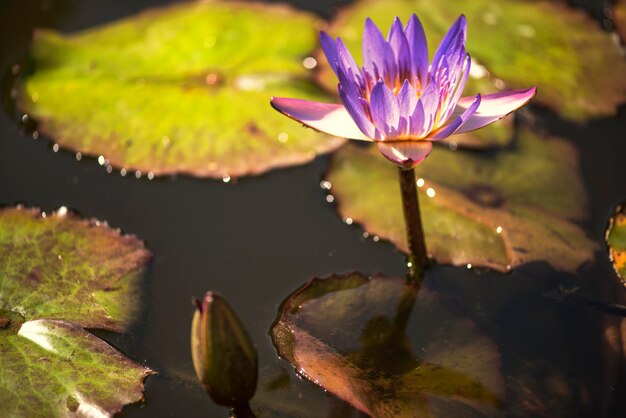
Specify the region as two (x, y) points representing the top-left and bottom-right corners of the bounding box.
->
(318, 0), (626, 122)
(0, 320), (152, 418)
(606, 202), (626, 284)
(18, 1), (344, 178)
(0, 207), (152, 417)
(326, 128), (598, 272)
(272, 273), (504, 417)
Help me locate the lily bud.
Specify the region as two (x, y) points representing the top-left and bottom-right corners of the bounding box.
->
(191, 292), (258, 407)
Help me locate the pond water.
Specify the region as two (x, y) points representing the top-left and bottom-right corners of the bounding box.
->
(1, 0), (625, 417)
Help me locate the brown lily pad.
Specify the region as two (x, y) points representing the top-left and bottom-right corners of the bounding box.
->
(272, 273), (505, 417)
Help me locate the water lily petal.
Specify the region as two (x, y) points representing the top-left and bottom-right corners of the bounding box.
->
(396, 79), (418, 117)
(409, 100), (427, 138)
(405, 14), (428, 88)
(454, 87), (537, 134)
(418, 80), (441, 135)
(377, 140), (432, 168)
(270, 97), (370, 141)
(438, 52), (472, 125)
(430, 94), (481, 140)
(363, 18), (396, 83)
(388, 17), (411, 81)
(320, 32), (338, 75)
(370, 81), (400, 138)
(432, 15), (467, 75)
(338, 85), (378, 139)
(336, 38), (365, 88)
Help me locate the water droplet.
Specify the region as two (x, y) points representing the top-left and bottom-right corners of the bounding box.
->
(496, 226), (503, 234)
(407, 261), (413, 268)
(416, 178), (424, 188)
(31, 92), (40, 102)
(41, 211), (47, 218)
(517, 24), (535, 38)
(97, 155), (105, 166)
(135, 171), (142, 179)
(21, 114), (29, 123)
(57, 206), (68, 217)
(57, 254), (62, 260)
(362, 232), (370, 238)
(448, 141), (458, 151)
(120, 168), (127, 177)
(372, 235), (380, 242)
(106, 165), (113, 174)
(494, 78), (505, 90)
(344, 217), (353, 225)
(222, 174), (231, 183)
(205, 73), (219, 85)
(426, 187), (436, 198)
(147, 171), (155, 180)
(320, 180), (332, 190)
(326, 195), (335, 203)
(32, 131), (39, 140)
(482, 11), (497, 25)
(467, 263), (472, 269)
(469, 60), (488, 79)
(75, 152), (82, 161)
(277, 132), (289, 143)
(52, 144), (59, 152)
(302, 56), (317, 69)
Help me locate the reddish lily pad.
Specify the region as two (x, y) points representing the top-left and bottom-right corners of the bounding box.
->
(318, 0), (626, 122)
(326, 127), (598, 272)
(0, 206), (152, 416)
(272, 273), (504, 417)
(607, 202), (626, 284)
(18, 1), (344, 179)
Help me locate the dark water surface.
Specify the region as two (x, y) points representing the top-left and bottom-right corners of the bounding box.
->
(1, 0), (625, 417)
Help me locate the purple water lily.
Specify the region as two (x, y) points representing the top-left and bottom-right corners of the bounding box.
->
(271, 14), (536, 168)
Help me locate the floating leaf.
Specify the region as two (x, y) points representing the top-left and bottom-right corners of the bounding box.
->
(326, 128), (598, 272)
(0, 206), (152, 416)
(318, 0), (626, 122)
(18, 1), (344, 178)
(607, 202), (626, 284)
(272, 273), (504, 417)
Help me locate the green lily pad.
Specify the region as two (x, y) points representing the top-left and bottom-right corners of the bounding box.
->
(606, 202), (626, 284)
(18, 1), (344, 179)
(0, 206), (152, 416)
(319, 0), (626, 122)
(326, 127), (598, 272)
(272, 273), (504, 417)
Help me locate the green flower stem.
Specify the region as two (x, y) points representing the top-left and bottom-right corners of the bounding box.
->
(398, 167), (429, 276)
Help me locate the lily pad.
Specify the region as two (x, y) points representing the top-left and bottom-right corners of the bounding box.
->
(0, 206), (152, 416)
(318, 0), (626, 122)
(18, 1), (344, 178)
(325, 127), (598, 272)
(272, 273), (504, 417)
(606, 202), (626, 285)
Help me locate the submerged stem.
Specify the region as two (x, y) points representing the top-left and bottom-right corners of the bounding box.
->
(398, 167), (429, 277)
